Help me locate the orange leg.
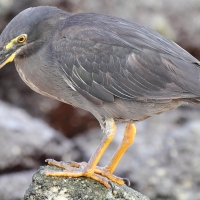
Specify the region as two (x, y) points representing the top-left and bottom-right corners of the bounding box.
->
(45, 121), (136, 188)
(94, 123), (136, 183)
(46, 118), (118, 188)
(106, 123), (136, 173)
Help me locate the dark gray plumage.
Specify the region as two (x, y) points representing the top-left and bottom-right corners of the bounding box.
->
(1, 6), (200, 188)
(1, 6), (199, 126)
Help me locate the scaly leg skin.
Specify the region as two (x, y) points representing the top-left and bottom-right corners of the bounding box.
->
(46, 118), (117, 188)
(95, 123), (136, 185)
(105, 123), (136, 173)
(45, 121), (136, 188)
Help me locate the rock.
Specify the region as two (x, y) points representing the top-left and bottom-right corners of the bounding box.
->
(24, 165), (150, 200)
(0, 170), (36, 200)
(0, 101), (79, 172)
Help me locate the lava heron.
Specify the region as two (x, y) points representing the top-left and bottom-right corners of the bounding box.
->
(0, 6), (200, 188)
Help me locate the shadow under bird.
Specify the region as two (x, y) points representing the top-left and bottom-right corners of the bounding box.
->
(0, 6), (200, 188)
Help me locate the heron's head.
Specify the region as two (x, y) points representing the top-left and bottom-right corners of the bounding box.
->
(0, 6), (66, 69)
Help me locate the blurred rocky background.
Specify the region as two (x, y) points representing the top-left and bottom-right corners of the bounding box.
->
(0, 0), (200, 200)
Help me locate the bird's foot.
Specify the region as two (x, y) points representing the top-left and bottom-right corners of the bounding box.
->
(66, 161), (128, 186)
(45, 159), (127, 188)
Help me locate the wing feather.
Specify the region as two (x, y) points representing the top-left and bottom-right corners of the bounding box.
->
(52, 13), (200, 104)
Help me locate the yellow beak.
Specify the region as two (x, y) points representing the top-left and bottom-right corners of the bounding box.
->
(0, 35), (25, 69)
(0, 51), (18, 69)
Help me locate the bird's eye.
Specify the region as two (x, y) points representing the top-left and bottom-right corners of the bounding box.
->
(17, 35), (27, 44)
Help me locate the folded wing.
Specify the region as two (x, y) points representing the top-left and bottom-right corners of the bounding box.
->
(52, 13), (200, 105)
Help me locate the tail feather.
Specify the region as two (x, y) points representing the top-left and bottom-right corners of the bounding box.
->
(185, 98), (200, 104)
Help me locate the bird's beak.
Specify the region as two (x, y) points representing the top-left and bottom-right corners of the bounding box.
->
(0, 48), (19, 69)
(0, 36), (22, 69)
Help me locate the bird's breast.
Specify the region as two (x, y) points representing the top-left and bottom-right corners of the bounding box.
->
(16, 65), (61, 100)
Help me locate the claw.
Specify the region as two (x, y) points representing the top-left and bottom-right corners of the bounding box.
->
(108, 181), (115, 192)
(123, 178), (131, 186)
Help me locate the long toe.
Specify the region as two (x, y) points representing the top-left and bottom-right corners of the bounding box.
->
(45, 160), (110, 188)
(45, 159), (125, 188)
(94, 167), (125, 185)
(45, 159), (74, 171)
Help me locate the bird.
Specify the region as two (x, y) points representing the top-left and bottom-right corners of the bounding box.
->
(0, 6), (200, 188)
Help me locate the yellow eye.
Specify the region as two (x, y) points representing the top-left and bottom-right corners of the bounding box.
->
(17, 35), (27, 43)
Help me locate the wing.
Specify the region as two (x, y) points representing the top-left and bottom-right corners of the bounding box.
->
(52, 13), (200, 105)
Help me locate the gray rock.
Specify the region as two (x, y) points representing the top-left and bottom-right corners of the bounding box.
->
(0, 170), (35, 200)
(0, 0), (14, 15)
(24, 165), (150, 200)
(0, 101), (78, 172)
